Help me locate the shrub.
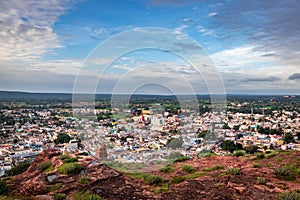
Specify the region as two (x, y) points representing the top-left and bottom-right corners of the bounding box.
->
(152, 184), (169, 194)
(160, 165), (175, 173)
(184, 172), (206, 179)
(274, 167), (296, 181)
(252, 163), (262, 168)
(266, 152), (277, 158)
(0, 181), (9, 195)
(48, 183), (63, 192)
(53, 193), (67, 200)
(203, 164), (225, 171)
(143, 174), (166, 186)
(277, 190), (300, 200)
(60, 154), (78, 163)
(255, 153), (265, 159)
(226, 168), (240, 175)
(79, 152), (89, 156)
(181, 165), (196, 174)
(7, 162), (31, 176)
(38, 161), (53, 172)
(257, 177), (265, 185)
(174, 156), (190, 162)
(58, 163), (82, 174)
(78, 175), (89, 184)
(233, 150), (246, 157)
(74, 191), (102, 200)
(171, 175), (186, 184)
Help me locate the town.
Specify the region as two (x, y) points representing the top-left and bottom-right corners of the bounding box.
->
(0, 93), (299, 175)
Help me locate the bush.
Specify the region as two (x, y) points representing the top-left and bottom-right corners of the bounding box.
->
(60, 154), (78, 163)
(226, 168), (240, 175)
(243, 145), (258, 154)
(7, 162), (31, 176)
(252, 163), (262, 168)
(78, 152), (89, 156)
(74, 191), (102, 200)
(274, 167), (296, 181)
(58, 163), (82, 174)
(257, 177), (265, 185)
(203, 164), (225, 171)
(255, 153), (266, 159)
(233, 150), (246, 157)
(142, 174), (166, 186)
(277, 190), (300, 200)
(171, 175), (186, 184)
(78, 175), (89, 184)
(182, 165), (196, 174)
(53, 193), (67, 200)
(160, 165), (175, 173)
(48, 183), (63, 192)
(0, 181), (9, 195)
(174, 156), (190, 162)
(38, 161), (53, 172)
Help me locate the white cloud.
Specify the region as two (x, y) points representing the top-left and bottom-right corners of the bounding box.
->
(208, 12), (217, 17)
(0, 0), (74, 61)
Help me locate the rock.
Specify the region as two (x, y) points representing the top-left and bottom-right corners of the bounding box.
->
(46, 174), (57, 182)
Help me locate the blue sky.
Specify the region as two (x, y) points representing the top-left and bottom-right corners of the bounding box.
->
(0, 0), (299, 94)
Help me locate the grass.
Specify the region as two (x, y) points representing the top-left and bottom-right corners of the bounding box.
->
(160, 165), (175, 173)
(53, 193), (67, 200)
(60, 154), (78, 163)
(274, 167), (296, 181)
(181, 165), (196, 174)
(202, 164), (225, 171)
(58, 163), (82, 174)
(74, 191), (102, 200)
(78, 175), (89, 184)
(277, 190), (300, 200)
(257, 177), (265, 185)
(48, 183), (63, 192)
(151, 184), (169, 194)
(255, 153), (266, 159)
(170, 172), (206, 184)
(174, 156), (190, 162)
(225, 168), (240, 175)
(129, 173), (166, 186)
(252, 163), (262, 168)
(233, 150), (246, 157)
(266, 152), (278, 158)
(37, 161), (54, 172)
(266, 162), (272, 167)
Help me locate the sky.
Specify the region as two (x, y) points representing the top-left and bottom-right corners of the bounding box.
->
(0, 0), (299, 95)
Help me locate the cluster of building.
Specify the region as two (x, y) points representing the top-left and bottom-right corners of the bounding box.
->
(0, 105), (299, 175)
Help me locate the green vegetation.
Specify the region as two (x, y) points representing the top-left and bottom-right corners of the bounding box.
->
(48, 183), (63, 192)
(78, 152), (89, 156)
(202, 164), (225, 171)
(37, 161), (53, 172)
(252, 163), (262, 168)
(198, 130), (208, 138)
(277, 190), (300, 200)
(225, 168), (240, 175)
(53, 193), (67, 200)
(181, 165), (196, 174)
(284, 133), (295, 144)
(60, 154), (78, 163)
(266, 151), (278, 158)
(55, 133), (71, 144)
(167, 138), (183, 149)
(58, 163), (82, 174)
(74, 191), (102, 200)
(129, 173), (166, 186)
(257, 177), (265, 185)
(220, 140), (243, 153)
(0, 181), (9, 195)
(151, 184), (169, 194)
(78, 175), (89, 184)
(160, 165), (175, 173)
(233, 150), (246, 157)
(7, 162), (31, 176)
(243, 145), (258, 154)
(255, 152), (266, 159)
(174, 156), (190, 162)
(170, 175), (186, 184)
(266, 162), (272, 167)
(274, 167), (296, 181)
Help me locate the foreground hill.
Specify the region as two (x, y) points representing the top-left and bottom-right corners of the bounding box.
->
(2, 149), (300, 199)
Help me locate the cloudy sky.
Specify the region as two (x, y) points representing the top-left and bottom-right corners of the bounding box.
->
(0, 0), (299, 94)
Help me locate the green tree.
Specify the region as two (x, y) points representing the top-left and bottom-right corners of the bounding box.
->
(55, 133), (71, 144)
(220, 140), (243, 153)
(284, 133), (295, 144)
